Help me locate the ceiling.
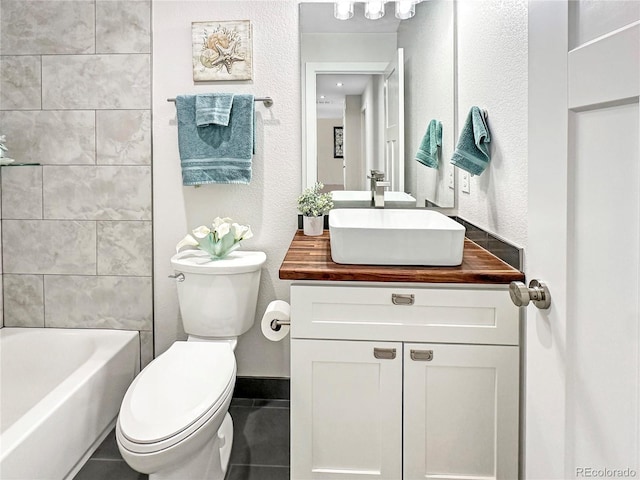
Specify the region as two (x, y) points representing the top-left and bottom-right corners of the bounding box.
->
(315, 73), (378, 119)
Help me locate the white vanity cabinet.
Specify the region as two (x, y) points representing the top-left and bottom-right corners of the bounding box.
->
(290, 283), (520, 480)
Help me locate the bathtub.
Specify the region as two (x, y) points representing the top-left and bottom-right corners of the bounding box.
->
(0, 327), (140, 480)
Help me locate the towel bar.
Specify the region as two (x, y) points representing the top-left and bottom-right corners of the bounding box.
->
(167, 96), (274, 107)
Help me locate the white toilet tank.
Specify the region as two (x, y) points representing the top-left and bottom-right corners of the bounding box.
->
(170, 250), (267, 338)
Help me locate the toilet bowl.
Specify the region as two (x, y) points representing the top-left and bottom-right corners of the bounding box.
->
(116, 250), (266, 480)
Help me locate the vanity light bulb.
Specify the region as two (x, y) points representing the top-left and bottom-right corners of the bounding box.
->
(395, 0), (415, 19)
(334, 1), (354, 20)
(364, 0), (385, 20)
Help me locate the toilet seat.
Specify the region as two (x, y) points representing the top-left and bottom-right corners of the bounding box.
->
(117, 341), (236, 455)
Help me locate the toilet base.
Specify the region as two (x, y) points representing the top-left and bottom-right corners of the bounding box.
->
(150, 413), (234, 480)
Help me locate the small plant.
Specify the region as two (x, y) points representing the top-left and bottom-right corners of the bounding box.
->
(176, 216), (253, 260)
(297, 182), (334, 217)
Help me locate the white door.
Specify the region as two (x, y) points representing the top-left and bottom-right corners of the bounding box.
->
(384, 48), (405, 192)
(290, 339), (403, 480)
(527, 3), (639, 479)
(403, 343), (519, 480)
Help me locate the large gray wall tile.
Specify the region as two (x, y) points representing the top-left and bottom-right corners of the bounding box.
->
(43, 166), (151, 220)
(0, 111), (95, 165)
(3, 220), (96, 274)
(98, 221), (152, 276)
(1, 165), (43, 219)
(140, 330), (154, 368)
(96, 0), (151, 54)
(3, 274), (44, 327)
(0, 56), (42, 110)
(42, 55), (150, 110)
(97, 110), (151, 165)
(44, 275), (152, 330)
(0, 1), (94, 55)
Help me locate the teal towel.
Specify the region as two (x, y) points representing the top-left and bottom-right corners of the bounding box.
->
(415, 119), (442, 169)
(195, 93), (234, 126)
(450, 106), (491, 175)
(176, 94), (254, 186)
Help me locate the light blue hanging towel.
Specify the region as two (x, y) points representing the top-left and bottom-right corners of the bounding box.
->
(176, 94), (255, 186)
(195, 93), (234, 127)
(450, 106), (491, 176)
(415, 119), (442, 169)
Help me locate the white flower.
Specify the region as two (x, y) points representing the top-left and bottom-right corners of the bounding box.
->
(192, 225), (211, 238)
(213, 217), (233, 228)
(214, 222), (231, 239)
(176, 234), (199, 253)
(232, 223), (253, 241)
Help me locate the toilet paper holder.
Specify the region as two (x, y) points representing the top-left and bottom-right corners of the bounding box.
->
(270, 319), (290, 332)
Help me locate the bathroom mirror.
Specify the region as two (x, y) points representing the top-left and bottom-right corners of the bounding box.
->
(300, 0), (455, 208)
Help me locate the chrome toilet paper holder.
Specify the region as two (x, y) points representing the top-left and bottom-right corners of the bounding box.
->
(270, 319), (290, 332)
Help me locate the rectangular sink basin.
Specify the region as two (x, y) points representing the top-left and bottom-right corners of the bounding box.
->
(329, 209), (466, 266)
(331, 190), (417, 209)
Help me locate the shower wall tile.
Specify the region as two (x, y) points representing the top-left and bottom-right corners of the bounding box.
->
(0, 111), (95, 165)
(140, 330), (154, 368)
(96, 0), (151, 54)
(0, 56), (42, 110)
(2, 220), (96, 274)
(43, 166), (151, 220)
(97, 221), (152, 276)
(44, 275), (152, 330)
(3, 274), (45, 327)
(0, 0), (95, 55)
(1, 165), (43, 220)
(97, 110), (151, 165)
(42, 55), (150, 110)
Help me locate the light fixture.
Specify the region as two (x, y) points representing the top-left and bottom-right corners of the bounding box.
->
(334, 0), (354, 20)
(333, 0), (421, 21)
(364, 0), (385, 20)
(395, 0), (415, 19)
(336, 82), (344, 87)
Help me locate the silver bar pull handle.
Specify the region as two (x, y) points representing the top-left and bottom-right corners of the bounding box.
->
(392, 293), (414, 306)
(374, 347), (397, 360)
(410, 349), (434, 361)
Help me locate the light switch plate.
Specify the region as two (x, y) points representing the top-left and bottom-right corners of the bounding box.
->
(461, 171), (470, 193)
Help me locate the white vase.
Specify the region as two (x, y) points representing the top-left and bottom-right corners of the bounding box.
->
(303, 215), (324, 236)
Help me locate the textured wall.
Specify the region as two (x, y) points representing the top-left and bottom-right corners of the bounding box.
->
(153, 1), (301, 377)
(0, 0), (153, 366)
(455, 0), (528, 248)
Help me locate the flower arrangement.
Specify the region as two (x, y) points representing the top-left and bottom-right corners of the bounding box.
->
(176, 217), (253, 260)
(297, 182), (334, 217)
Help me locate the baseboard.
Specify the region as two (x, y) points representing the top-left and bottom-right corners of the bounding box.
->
(233, 376), (290, 400)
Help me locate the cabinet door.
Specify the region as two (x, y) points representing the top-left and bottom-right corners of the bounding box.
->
(403, 343), (519, 480)
(291, 339), (403, 480)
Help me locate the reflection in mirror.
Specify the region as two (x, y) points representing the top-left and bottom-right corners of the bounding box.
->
(300, 1), (455, 208)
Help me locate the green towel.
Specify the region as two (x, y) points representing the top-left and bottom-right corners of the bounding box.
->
(195, 93), (234, 126)
(450, 106), (491, 175)
(176, 94), (254, 186)
(415, 119), (442, 169)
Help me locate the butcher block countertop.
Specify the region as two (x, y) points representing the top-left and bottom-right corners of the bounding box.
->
(279, 230), (525, 284)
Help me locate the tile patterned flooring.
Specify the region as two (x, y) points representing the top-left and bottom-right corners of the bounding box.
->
(73, 398), (290, 480)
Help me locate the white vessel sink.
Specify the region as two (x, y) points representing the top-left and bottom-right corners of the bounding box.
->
(329, 209), (466, 266)
(331, 190), (417, 208)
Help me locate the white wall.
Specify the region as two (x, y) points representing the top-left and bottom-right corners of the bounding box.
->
(344, 94), (364, 190)
(317, 118), (343, 186)
(455, 0), (528, 248)
(153, 0), (300, 377)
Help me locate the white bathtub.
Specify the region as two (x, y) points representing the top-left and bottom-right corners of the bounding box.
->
(0, 327), (140, 480)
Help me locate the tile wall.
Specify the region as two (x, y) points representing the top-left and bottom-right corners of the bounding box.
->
(0, 0), (153, 366)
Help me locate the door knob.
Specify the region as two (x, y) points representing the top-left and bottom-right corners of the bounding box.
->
(509, 279), (551, 309)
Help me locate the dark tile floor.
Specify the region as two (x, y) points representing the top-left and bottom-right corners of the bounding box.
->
(73, 398), (290, 480)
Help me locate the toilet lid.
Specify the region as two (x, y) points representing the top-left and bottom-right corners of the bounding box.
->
(119, 341), (235, 447)
(171, 250), (266, 275)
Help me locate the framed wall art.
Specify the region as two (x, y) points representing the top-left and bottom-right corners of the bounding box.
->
(192, 20), (253, 82)
(333, 126), (344, 158)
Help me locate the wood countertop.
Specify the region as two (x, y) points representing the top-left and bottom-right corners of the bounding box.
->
(279, 230), (525, 284)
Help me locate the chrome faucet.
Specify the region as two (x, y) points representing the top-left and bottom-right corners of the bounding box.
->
(368, 170), (390, 208)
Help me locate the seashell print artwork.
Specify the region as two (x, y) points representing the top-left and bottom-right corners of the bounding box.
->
(192, 21), (253, 81)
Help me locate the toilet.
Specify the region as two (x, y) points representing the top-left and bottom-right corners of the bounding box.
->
(116, 249), (267, 480)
